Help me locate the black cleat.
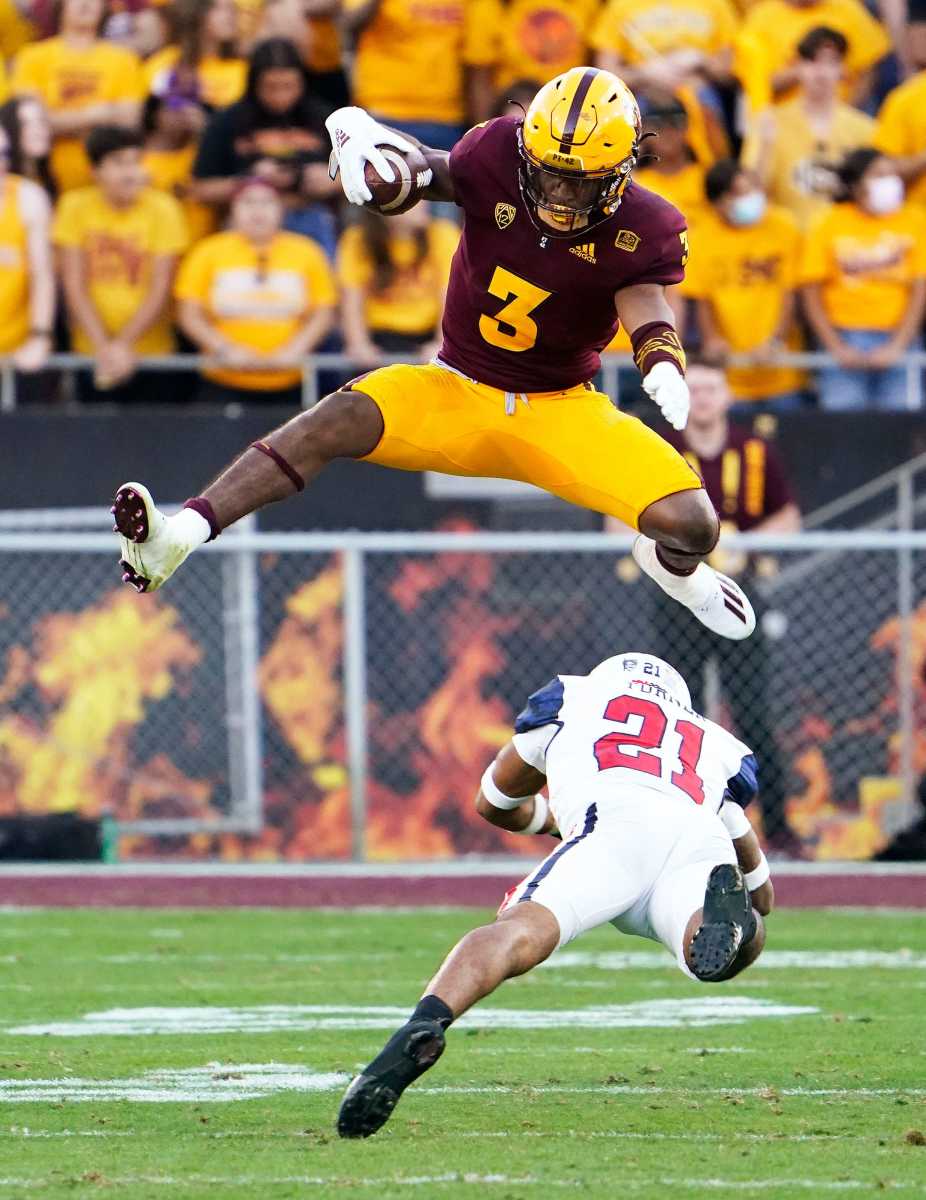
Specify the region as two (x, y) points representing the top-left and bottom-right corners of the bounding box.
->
(689, 863), (758, 982)
(336, 1017), (446, 1138)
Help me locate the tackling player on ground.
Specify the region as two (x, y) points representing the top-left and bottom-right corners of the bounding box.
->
(336, 651), (773, 1138)
(112, 66), (755, 639)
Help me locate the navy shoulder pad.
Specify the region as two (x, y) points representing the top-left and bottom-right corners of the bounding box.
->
(725, 753), (759, 807)
(514, 677), (565, 734)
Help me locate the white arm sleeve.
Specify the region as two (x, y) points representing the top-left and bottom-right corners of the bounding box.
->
(511, 724), (557, 772)
(720, 801), (752, 840)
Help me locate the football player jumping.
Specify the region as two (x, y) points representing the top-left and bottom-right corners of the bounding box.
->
(336, 651), (774, 1138)
(113, 66), (754, 639)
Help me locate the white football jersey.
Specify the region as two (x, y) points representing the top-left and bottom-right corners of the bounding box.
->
(511, 652), (757, 839)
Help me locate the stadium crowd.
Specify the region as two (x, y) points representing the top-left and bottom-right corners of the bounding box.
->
(0, 0), (925, 407)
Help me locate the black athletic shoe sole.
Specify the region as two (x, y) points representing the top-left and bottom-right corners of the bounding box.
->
(337, 1019), (445, 1138)
(689, 863), (757, 982)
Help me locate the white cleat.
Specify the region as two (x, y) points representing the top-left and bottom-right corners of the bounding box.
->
(632, 535), (756, 641)
(111, 482), (195, 594)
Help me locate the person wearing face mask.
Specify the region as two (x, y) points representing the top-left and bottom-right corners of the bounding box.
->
(800, 147), (926, 410)
(677, 160), (806, 414)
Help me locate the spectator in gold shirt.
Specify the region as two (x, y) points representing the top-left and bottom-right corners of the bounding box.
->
(800, 147), (926, 410)
(11, 0), (144, 192)
(342, 0), (496, 149)
(53, 126), (189, 402)
(874, 23), (926, 208)
(634, 94), (710, 235)
(679, 160), (806, 413)
(466, 0), (598, 109)
(175, 176), (336, 404)
(338, 203), (458, 366)
(742, 27), (874, 229)
(0, 118), (55, 376)
(734, 0), (890, 114)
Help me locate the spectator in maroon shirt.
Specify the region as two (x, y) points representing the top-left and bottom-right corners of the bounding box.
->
(649, 356), (803, 854)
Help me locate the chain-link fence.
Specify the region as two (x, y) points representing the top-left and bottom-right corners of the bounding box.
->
(0, 529), (922, 861)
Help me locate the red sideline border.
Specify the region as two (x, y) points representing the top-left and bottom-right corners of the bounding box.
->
(0, 863), (923, 908)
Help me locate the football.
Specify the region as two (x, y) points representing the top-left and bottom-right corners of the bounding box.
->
(363, 145), (433, 214)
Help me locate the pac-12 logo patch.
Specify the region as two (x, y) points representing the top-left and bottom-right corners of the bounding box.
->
(495, 202), (516, 229)
(615, 229), (640, 252)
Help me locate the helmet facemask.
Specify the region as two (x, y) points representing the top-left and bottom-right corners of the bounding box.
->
(517, 125), (637, 237)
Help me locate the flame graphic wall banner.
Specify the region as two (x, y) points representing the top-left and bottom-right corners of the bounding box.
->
(0, 544), (920, 861)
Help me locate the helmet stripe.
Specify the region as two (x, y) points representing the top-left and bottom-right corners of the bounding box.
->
(558, 67), (598, 154)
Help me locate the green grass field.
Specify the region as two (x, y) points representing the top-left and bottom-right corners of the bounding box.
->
(0, 905), (924, 1198)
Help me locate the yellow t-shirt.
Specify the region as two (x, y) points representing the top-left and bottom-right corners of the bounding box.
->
(741, 98), (874, 229)
(635, 161), (709, 233)
(477, 0), (599, 91)
(590, 0), (738, 62)
(345, 0), (495, 123)
(800, 201), (926, 331)
(680, 205), (805, 399)
(174, 229), (337, 391)
(143, 46), (248, 110)
(734, 0), (890, 113)
(11, 37), (144, 192)
(0, 175), (30, 353)
(52, 185), (188, 354)
(875, 72), (926, 207)
(142, 144), (216, 245)
(0, 0), (36, 60)
(337, 219), (459, 335)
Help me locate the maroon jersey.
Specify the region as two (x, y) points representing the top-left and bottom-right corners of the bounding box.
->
(665, 426), (794, 531)
(439, 116), (688, 393)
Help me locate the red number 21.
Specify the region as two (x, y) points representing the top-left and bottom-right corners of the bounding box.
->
(593, 696), (705, 804)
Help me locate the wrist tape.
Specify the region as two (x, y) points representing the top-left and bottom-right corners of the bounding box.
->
(745, 853), (770, 891)
(480, 765), (525, 811)
(522, 794), (549, 835)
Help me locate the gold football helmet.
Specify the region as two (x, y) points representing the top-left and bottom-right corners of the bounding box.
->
(518, 66), (642, 235)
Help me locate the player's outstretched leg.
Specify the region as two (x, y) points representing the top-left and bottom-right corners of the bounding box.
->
(686, 864), (763, 982)
(635, 489), (756, 641)
(337, 902), (559, 1138)
(113, 388), (384, 592)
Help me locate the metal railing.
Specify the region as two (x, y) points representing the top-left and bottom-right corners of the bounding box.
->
(1, 349), (924, 412)
(0, 528), (921, 860)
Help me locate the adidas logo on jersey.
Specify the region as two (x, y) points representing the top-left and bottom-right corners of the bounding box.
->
(569, 242), (596, 263)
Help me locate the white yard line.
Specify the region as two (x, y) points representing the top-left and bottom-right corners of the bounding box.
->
(7, 997), (819, 1037)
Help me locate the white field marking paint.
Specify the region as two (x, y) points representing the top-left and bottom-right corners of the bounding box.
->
(4, 1130), (135, 1138)
(685, 1046), (751, 1054)
(0, 1175), (572, 1190)
(544, 948), (926, 971)
(8, 996), (818, 1037)
(419, 1084), (926, 1098)
(0, 1063), (348, 1104)
(456, 1131), (880, 1143)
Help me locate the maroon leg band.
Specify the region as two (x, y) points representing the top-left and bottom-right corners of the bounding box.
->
(251, 439), (305, 492)
(183, 497), (221, 542)
(655, 544), (698, 577)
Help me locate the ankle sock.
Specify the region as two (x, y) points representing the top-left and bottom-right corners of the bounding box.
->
(180, 498), (220, 543)
(655, 544), (698, 577)
(412, 994), (454, 1029)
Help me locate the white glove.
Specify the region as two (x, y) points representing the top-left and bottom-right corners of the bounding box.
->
(642, 361), (690, 430)
(325, 106), (416, 205)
